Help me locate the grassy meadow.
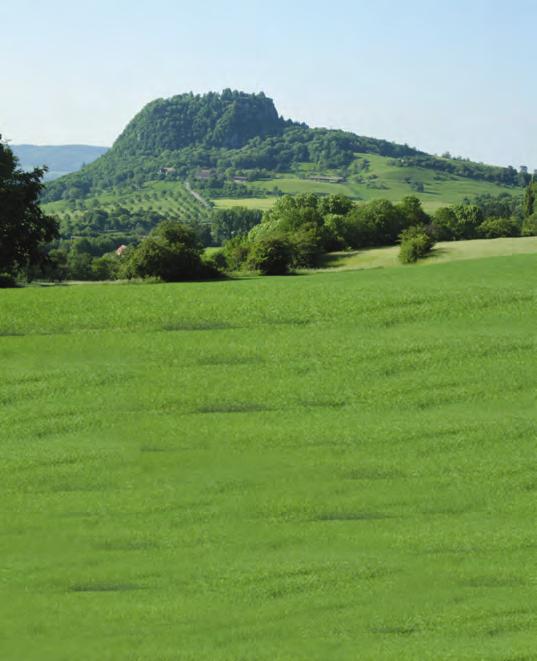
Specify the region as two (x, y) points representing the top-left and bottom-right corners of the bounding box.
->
(214, 154), (515, 213)
(1, 254), (537, 659)
(321, 235), (537, 271)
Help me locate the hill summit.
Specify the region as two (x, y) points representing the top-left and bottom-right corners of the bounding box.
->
(114, 90), (289, 154)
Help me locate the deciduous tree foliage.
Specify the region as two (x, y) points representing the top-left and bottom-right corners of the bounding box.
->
(124, 221), (215, 281)
(399, 226), (436, 264)
(0, 139), (58, 277)
(524, 180), (537, 217)
(210, 207), (262, 244)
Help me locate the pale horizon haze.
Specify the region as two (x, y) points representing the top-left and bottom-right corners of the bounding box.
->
(2, 0), (536, 169)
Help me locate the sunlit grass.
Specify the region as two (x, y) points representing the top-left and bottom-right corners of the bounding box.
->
(1, 254), (536, 659)
(320, 236), (537, 271)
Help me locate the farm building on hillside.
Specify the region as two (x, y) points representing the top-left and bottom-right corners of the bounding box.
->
(195, 168), (216, 181)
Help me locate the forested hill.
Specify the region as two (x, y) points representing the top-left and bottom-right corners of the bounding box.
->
(42, 90), (531, 202)
(113, 91), (288, 153)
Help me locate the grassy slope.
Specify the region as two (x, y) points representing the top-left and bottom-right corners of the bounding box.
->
(321, 235), (537, 271)
(1, 254), (537, 659)
(43, 154), (518, 221)
(215, 153), (516, 212)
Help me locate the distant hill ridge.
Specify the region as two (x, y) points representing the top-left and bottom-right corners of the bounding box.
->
(41, 90), (530, 202)
(12, 144), (108, 180)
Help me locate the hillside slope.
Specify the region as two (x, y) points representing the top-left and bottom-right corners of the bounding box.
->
(214, 152), (517, 213)
(42, 90), (529, 208)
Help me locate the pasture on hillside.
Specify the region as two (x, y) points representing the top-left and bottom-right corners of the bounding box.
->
(214, 153), (516, 213)
(1, 255), (536, 659)
(43, 153), (518, 224)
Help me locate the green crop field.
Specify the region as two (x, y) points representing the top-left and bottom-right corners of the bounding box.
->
(2, 254), (537, 659)
(214, 196), (276, 210)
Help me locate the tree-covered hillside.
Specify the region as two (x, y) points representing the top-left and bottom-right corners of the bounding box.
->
(42, 90), (533, 205)
(40, 91), (423, 202)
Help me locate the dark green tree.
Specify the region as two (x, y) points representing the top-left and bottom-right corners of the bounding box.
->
(0, 139), (58, 278)
(246, 236), (293, 275)
(211, 207), (262, 244)
(345, 199), (403, 247)
(524, 180), (537, 217)
(125, 220), (207, 281)
(396, 196), (430, 228)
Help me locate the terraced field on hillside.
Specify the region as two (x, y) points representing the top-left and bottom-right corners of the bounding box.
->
(43, 180), (210, 224)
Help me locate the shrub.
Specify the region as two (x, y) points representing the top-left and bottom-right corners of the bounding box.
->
(399, 226), (435, 264)
(91, 254), (122, 281)
(0, 272), (17, 288)
(452, 204), (483, 239)
(345, 199), (404, 248)
(323, 213), (350, 250)
(522, 212), (537, 236)
(396, 196), (430, 228)
(210, 207), (262, 244)
(246, 236), (293, 275)
(431, 207), (458, 241)
(205, 248), (228, 271)
(125, 221), (206, 281)
(289, 225), (325, 268)
(432, 204), (483, 241)
(477, 217), (521, 239)
(200, 253), (226, 279)
(222, 236), (252, 271)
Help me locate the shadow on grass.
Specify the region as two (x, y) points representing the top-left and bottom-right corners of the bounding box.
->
(426, 246), (450, 261)
(319, 251), (361, 268)
(69, 582), (145, 593)
(314, 511), (392, 522)
(195, 403), (273, 414)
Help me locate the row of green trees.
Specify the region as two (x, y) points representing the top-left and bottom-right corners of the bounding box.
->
(49, 184), (537, 280)
(206, 186), (535, 274)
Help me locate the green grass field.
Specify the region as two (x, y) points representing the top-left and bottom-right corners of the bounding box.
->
(321, 235), (537, 271)
(1, 254), (537, 659)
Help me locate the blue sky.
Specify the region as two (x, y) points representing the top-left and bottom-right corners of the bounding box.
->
(1, 0), (536, 168)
